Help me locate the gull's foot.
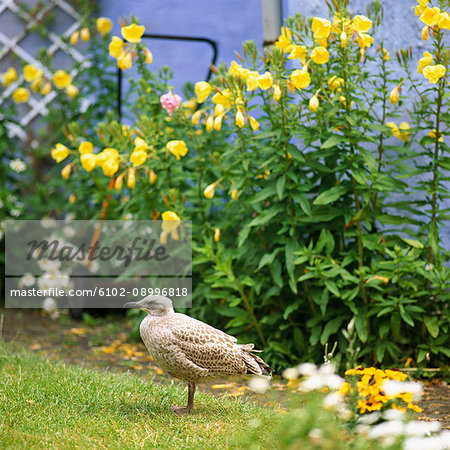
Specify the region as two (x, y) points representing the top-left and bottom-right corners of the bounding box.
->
(171, 405), (192, 416)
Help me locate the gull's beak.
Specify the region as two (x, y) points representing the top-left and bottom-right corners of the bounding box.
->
(124, 301), (139, 309)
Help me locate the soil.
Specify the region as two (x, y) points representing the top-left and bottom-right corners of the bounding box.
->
(1, 308), (448, 428)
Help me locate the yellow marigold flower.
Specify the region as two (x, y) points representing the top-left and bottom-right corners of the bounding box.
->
(214, 227), (221, 242)
(423, 64), (446, 84)
(166, 140), (188, 160)
(69, 193), (76, 203)
(61, 163), (72, 180)
(42, 81), (51, 95)
(231, 189), (238, 200)
(287, 45), (307, 64)
(212, 89), (231, 108)
(273, 84), (281, 101)
(127, 168), (135, 188)
(121, 23), (145, 43)
(23, 64), (42, 82)
(352, 15), (372, 33)
(115, 174), (123, 191)
(340, 31), (348, 48)
(80, 153), (97, 172)
(51, 143), (69, 163)
(235, 110), (246, 128)
(70, 30), (79, 45)
(275, 26), (292, 52)
(149, 169), (157, 184)
(204, 183), (215, 199)
(420, 6), (440, 26)
(2, 67), (17, 87)
(206, 115), (214, 132)
(134, 137), (148, 151)
(421, 25), (429, 41)
(389, 86), (399, 105)
(438, 11), (450, 29)
(246, 73), (259, 92)
(53, 70), (72, 89)
(256, 71), (273, 90)
(161, 211), (181, 233)
(80, 27), (90, 42)
(309, 94), (319, 112)
(357, 33), (374, 49)
(417, 51), (433, 74)
(311, 17), (331, 39)
(96, 17), (112, 36)
(12, 87), (29, 103)
(109, 36), (124, 58)
(144, 47), (153, 64)
(290, 69), (311, 90)
(248, 116), (260, 131)
(429, 129), (443, 142)
(195, 81), (212, 103)
(117, 52), (132, 70)
(130, 149), (147, 166)
(66, 84), (78, 98)
(79, 142), (93, 154)
(191, 110), (201, 125)
(328, 76), (344, 92)
(214, 115), (223, 131)
(311, 46), (329, 64)
(102, 158), (119, 177)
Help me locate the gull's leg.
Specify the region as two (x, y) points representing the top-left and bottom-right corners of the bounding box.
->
(171, 382), (196, 416)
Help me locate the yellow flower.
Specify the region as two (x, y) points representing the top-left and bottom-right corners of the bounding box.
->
(415, 0), (429, 16)
(30, 78), (42, 93)
(328, 76), (344, 92)
(42, 81), (51, 95)
(204, 183), (215, 199)
(130, 149), (147, 166)
(115, 174), (124, 191)
(309, 95), (319, 112)
(248, 116), (260, 131)
(428, 129), (443, 142)
(53, 70), (72, 89)
(66, 84), (78, 98)
(389, 87), (399, 105)
(70, 30), (79, 45)
(214, 228), (221, 242)
(121, 23), (145, 43)
(290, 69), (311, 90)
(357, 33), (374, 48)
(256, 71), (273, 90)
(417, 51), (433, 74)
(438, 11), (450, 29)
(273, 84), (281, 102)
(51, 143), (69, 163)
(421, 25), (429, 41)
(79, 142), (93, 154)
(80, 153), (97, 172)
(160, 231), (168, 245)
(231, 189), (238, 200)
(311, 17), (331, 39)
(149, 169), (157, 184)
(246, 73), (259, 92)
(2, 67), (17, 87)
(96, 17), (112, 36)
(117, 52), (132, 70)
(161, 211), (181, 233)
(387, 122), (410, 141)
(23, 64), (42, 82)
(134, 137), (148, 151)
(420, 6), (440, 26)
(12, 87), (29, 103)
(127, 168), (136, 188)
(109, 36), (124, 58)
(214, 115), (223, 131)
(191, 110), (201, 125)
(340, 31), (348, 48)
(235, 110), (246, 128)
(195, 81), (212, 103)
(287, 45), (307, 64)
(61, 163), (72, 180)
(352, 15), (372, 33)
(206, 115), (214, 132)
(212, 89), (231, 108)
(69, 193), (76, 203)
(214, 104), (224, 117)
(382, 49), (390, 61)
(166, 140), (188, 160)
(144, 48), (153, 64)
(102, 158), (119, 177)
(423, 64), (446, 84)
(311, 47), (329, 64)
(80, 27), (90, 42)
(275, 26), (292, 52)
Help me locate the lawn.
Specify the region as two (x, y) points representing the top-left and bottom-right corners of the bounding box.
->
(0, 343), (279, 449)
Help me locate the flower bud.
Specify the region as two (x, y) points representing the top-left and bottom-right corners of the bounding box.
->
(214, 115), (223, 131)
(273, 84), (281, 101)
(389, 87), (399, 105)
(191, 110), (201, 125)
(115, 174), (124, 191)
(80, 27), (90, 42)
(70, 31), (79, 45)
(149, 169), (157, 184)
(235, 110), (245, 128)
(231, 189), (238, 200)
(206, 115), (214, 132)
(204, 183), (215, 199)
(160, 231), (168, 245)
(214, 227), (221, 242)
(61, 163), (72, 180)
(248, 116), (260, 131)
(309, 95), (319, 112)
(127, 168), (135, 189)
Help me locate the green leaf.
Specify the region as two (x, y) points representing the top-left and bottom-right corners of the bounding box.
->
(292, 191), (311, 216)
(257, 248), (282, 270)
(321, 135), (345, 149)
(320, 317), (344, 345)
(400, 237), (424, 249)
(355, 312), (368, 343)
(313, 185), (349, 205)
(276, 175), (286, 200)
(424, 316), (439, 338)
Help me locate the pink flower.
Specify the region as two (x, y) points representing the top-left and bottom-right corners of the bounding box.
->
(160, 91), (182, 115)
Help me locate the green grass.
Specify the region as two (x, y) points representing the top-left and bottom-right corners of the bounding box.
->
(0, 343), (279, 449)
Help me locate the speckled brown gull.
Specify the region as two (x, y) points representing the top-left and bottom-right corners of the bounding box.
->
(124, 295), (273, 415)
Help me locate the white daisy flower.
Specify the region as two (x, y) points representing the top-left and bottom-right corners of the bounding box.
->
(9, 159), (26, 173)
(19, 273), (35, 287)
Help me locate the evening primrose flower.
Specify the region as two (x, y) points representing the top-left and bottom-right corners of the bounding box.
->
(66, 84), (78, 98)
(389, 86), (399, 105)
(121, 23), (145, 43)
(429, 129), (443, 142)
(117, 52), (132, 70)
(127, 168), (136, 188)
(275, 26), (292, 52)
(53, 70), (72, 89)
(415, 0), (429, 16)
(421, 25), (429, 41)
(78, 141), (93, 154)
(166, 140), (188, 160)
(161, 211), (181, 233)
(311, 46), (329, 64)
(438, 11), (450, 29)
(328, 76), (344, 92)
(12, 87), (29, 103)
(212, 89), (231, 108)
(287, 45), (307, 64)
(2, 67), (17, 86)
(206, 115), (214, 132)
(311, 17), (331, 39)
(204, 183), (216, 199)
(420, 6), (440, 26)
(130, 149), (147, 166)
(246, 73), (259, 91)
(357, 33), (374, 48)
(96, 17), (112, 36)
(109, 36), (124, 58)
(423, 64), (446, 84)
(102, 158), (119, 177)
(248, 116), (260, 131)
(256, 71), (273, 90)
(309, 94), (319, 112)
(80, 153), (97, 172)
(290, 69), (311, 90)
(235, 110), (246, 128)
(51, 143), (69, 163)
(417, 51), (433, 74)
(23, 64), (42, 82)
(80, 27), (90, 42)
(352, 15), (372, 33)
(194, 81), (212, 103)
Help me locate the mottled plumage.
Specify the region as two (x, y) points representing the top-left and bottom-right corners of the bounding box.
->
(124, 295), (272, 414)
